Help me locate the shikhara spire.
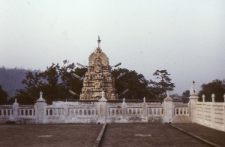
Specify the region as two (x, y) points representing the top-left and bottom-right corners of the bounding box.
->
(80, 37), (118, 100)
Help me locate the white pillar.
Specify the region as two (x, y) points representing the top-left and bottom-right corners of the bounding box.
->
(142, 97), (147, 119)
(211, 103), (214, 127)
(202, 94), (205, 102)
(6, 110), (8, 116)
(35, 91), (47, 124)
(224, 94), (225, 103)
(98, 91), (107, 124)
(163, 91), (174, 123)
(189, 81), (199, 123)
(223, 105), (225, 131)
(122, 98), (127, 121)
(212, 94), (215, 102)
(109, 109), (112, 116)
(64, 104), (68, 117)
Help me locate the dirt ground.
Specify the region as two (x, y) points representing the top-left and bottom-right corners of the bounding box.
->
(100, 123), (212, 147)
(0, 124), (102, 147)
(173, 123), (225, 147)
(1, 123), (225, 147)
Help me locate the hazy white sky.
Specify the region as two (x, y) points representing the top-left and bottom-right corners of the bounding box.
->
(0, 0), (225, 95)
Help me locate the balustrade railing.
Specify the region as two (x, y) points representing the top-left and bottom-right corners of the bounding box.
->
(0, 109), (13, 116)
(127, 107), (142, 116)
(46, 108), (64, 116)
(18, 109), (35, 117)
(68, 109), (98, 116)
(147, 107), (163, 116)
(109, 108), (122, 117)
(174, 107), (188, 116)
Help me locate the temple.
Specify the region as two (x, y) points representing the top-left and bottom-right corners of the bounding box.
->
(80, 36), (118, 100)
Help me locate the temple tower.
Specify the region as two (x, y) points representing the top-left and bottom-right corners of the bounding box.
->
(80, 36), (118, 100)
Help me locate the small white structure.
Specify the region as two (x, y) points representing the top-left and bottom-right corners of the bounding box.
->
(188, 81), (199, 123)
(163, 91), (174, 123)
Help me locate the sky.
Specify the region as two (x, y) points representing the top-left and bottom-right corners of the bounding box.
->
(0, 0), (225, 95)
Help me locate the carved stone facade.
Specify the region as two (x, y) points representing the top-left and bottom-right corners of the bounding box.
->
(80, 37), (118, 100)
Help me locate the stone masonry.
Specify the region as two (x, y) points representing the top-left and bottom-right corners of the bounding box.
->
(80, 37), (118, 100)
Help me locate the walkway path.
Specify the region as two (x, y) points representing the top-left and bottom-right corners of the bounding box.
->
(173, 123), (225, 147)
(1, 123), (225, 147)
(0, 124), (102, 147)
(100, 123), (222, 147)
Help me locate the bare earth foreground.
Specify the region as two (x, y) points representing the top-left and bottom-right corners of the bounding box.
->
(100, 123), (225, 147)
(0, 124), (102, 147)
(1, 123), (225, 147)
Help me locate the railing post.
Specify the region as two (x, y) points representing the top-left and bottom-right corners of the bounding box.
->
(223, 102), (225, 131)
(212, 94), (215, 102)
(35, 91), (47, 124)
(211, 94), (215, 128)
(142, 97), (147, 121)
(122, 98), (127, 121)
(98, 91), (107, 124)
(12, 98), (19, 121)
(189, 81), (199, 123)
(202, 95), (205, 124)
(224, 94), (225, 103)
(163, 91), (173, 123)
(202, 94), (205, 102)
(223, 94), (225, 131)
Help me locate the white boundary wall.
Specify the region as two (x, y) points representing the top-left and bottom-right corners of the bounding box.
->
(0, 92), (190, 124)
(1, 82), (225, 132)
(195, 102), (225, 132)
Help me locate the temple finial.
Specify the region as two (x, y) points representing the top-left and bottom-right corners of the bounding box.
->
(40, 91), (43, 98)
(167, 91), (170, 97)
(97, 36), (101, 48)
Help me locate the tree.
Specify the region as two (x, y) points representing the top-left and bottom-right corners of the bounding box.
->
(182, 90), (190, 103)
(149, 70), (175, 103)
(198, 79), (225, 102)
(8, 70), (43, 104)
(111, 68), (154, 100)
(0, 85), (8, 104)
(182, 90), (190, 97)
(11, 60), (87, 104)
(58, 60), (87, 99)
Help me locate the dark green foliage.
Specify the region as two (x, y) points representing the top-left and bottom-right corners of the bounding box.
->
(59, 60), (87, 100)
(12, 60), (87, 104)
(182, 90), (190, 103)
(149, 70), (175, 103)
(7, 62), (175, 104)
(198, 79), (225, 102)
(0, 85), (8, 104)
(111, 68), (154, 100)
(182, 90), (190, 97)
(15, 66), (155, 103)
